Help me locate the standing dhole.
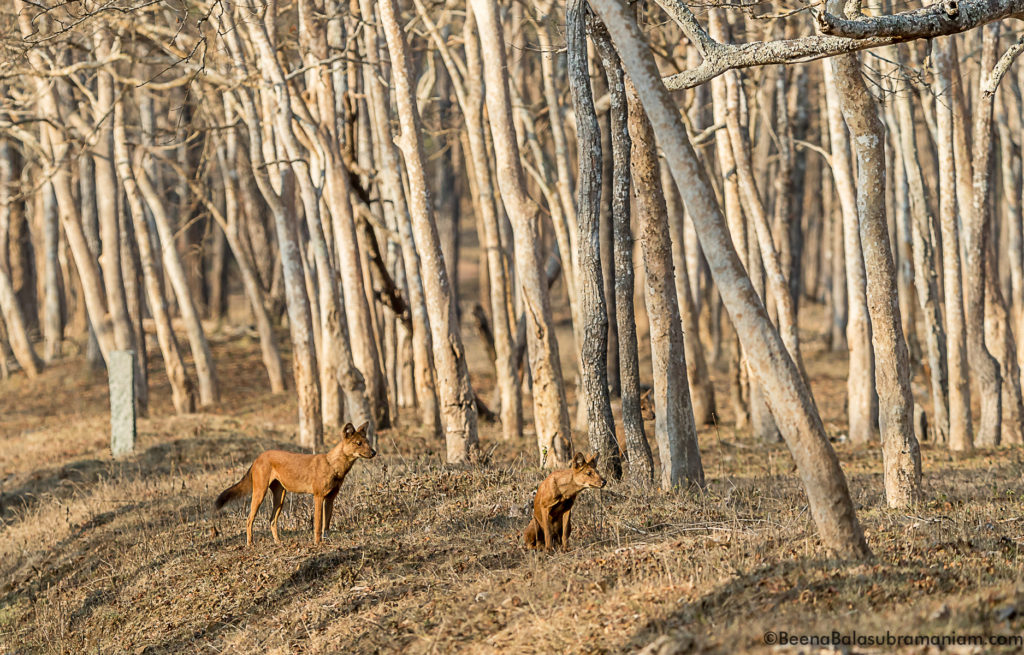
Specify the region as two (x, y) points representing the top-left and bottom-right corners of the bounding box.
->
(524, 452), (606, 551)
(215, 422), (376, 545)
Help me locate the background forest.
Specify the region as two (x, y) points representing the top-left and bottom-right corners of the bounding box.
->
(1, 0), (1024, 652)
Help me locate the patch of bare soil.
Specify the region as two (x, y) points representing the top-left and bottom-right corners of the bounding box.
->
(1, 321), (1023, 654)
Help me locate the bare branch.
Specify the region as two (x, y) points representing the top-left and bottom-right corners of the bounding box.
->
(663, 0), (1024, 90)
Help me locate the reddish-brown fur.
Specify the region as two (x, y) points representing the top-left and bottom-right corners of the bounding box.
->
(524, 453), (605, 551)
(215, 422), (375, 545)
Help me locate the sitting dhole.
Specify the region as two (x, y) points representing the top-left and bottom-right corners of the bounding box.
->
(524, 452), (606, 551)
(215, 422), (375, 545)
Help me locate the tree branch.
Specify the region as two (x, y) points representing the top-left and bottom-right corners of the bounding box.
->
(662, 0), (1024, 90)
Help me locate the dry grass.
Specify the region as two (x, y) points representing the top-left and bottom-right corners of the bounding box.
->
(2, 322), (1024, 654)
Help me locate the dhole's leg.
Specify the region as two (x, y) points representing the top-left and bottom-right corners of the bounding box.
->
(561, 509), (572, 551)
(269, 481), (286, 542)
(540, 512), (555, 551)
(313, 495), (324, 545)
(246, 482), (269, 546)
(323, 488), (339, 540)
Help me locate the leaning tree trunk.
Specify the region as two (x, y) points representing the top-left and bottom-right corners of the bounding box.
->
(215, 3), (322, 449)
(567, 0), (622, 480)
(469, 0), (574, 467)
(377, 0), (479, 462)
(133, 157), (219, 408)
(829, 21), (920, 509)
(590, 0), (870, 559)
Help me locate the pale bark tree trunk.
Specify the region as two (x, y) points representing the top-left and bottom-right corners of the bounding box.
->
(891, 49), (950, 444)
(462, 12), (522, 442)
(216, 2), (321, 449)
(113, 101), (196, 415)
(213, 101), (286, 394)
(377, 0), (479, 462)
(933, 36), (973, 453)
(976, 30), (1024, 446)
(567, 0), (621, 480)
(725, 71), (807, 382)
(315, 0), (391, 430)
(822, 60), (878, 446)
(0, 137), (42, 377)
(356, 2), (441, 437)
(17, 4), (114, 362)
(829, 15), (921, 508)
(663, 164), (717, 426)
(708, 11), (750, 433)
(590, 0), (870, 559)
(133, 157), (219, 408)
(964, 26), (1003, 448)
(627, 78), (703, 489)
(469, 0), (574, 467)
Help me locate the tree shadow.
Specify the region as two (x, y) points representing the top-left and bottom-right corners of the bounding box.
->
(617, 556), (959, 652)
(0, 434), (289, 526)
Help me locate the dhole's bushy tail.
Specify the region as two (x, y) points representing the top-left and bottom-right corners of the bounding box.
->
(215, 467), (253, 509)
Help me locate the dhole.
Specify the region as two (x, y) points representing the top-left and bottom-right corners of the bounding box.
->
(215, 422), (376, 545)
(524, 452), (606, 551)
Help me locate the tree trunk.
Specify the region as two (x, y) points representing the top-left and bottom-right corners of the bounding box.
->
(114, 101), (196, 415)
(0, 137), (42, 377)
(829, 25), (921, 508)
(356, 2), (442, 437)
(567, 0), (621, 479)
(469, 0), (573, 467)
(664, 164), (717, 426)
(892, 48), (950, 444)
(626, 78), (703, 489)
(933, 36), (973, 453)
(377, 0), (479, 462)
(463, 12), (522, 442)
(589, 0), (870, 559)
(822, 60), (878, 446)
(965, 26), (1003, 448)
(593, 22), (651, 485)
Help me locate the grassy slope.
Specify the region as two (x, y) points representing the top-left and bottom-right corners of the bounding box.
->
(1, 320), (1023, 654)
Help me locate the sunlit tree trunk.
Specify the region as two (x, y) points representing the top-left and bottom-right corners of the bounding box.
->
(469, 0), (573, 467)
(377, 0), (479, 461)
(933, 36), (973, 453)
(829, 10), (920, 507)
(626, 77), (703, 489)
(590, 0), (869, 558)
(822, 60), (878, 446)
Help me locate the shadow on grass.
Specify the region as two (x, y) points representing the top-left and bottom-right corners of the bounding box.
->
(0, 434), (291, 526)
(616, 554), (986, 653)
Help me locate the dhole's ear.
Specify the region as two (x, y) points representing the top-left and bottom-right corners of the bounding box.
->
(587, 452), (599, 467)
(343, 422), (355, 436)
(572, 452), (586, 469)
(356, 422), (369, 434)
(641, 387), (652, 400)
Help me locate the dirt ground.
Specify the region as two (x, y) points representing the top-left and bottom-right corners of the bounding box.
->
(1, 306), (1023, 654)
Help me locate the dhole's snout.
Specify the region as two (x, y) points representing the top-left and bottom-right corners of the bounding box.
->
(367, 448), (377, 458)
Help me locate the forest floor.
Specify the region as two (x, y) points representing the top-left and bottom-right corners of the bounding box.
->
(1, 304), (1023, 654)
